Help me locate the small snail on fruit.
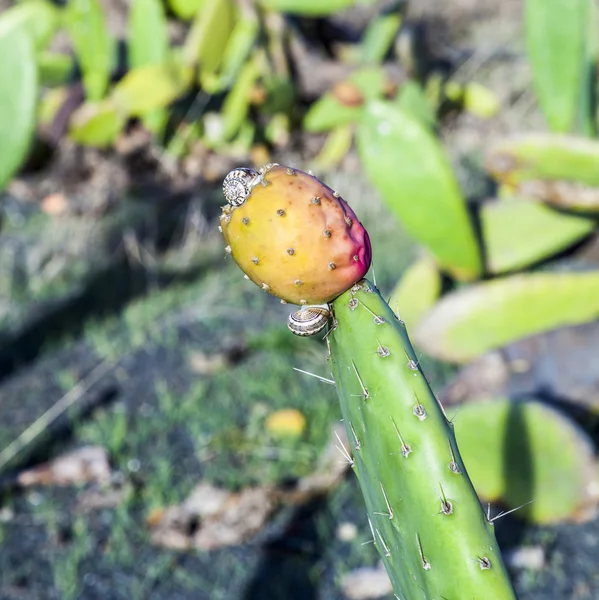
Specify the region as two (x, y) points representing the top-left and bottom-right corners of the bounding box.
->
(222, 168), (259, 207)
(288, 306), (331, 337)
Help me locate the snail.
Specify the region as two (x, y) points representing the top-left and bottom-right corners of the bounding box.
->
(223, 163), (281, 208)
(222, 168), (259, 207)
(287, 306), (331, 337)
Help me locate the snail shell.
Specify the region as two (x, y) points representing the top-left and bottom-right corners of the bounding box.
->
(288, 306), (331, 337)
(223, 168), (259, 207)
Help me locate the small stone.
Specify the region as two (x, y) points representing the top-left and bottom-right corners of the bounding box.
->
(336, 522), (358, 541)
(287, 248), (295, 255)
(341, 566), (392, 599)
(225, 246), (232, 254)
(353, 255), (359, 261)
(276, 208), (285, 216)
(345, 217), (353, 227)
(329, 262), (336, 270)
(262, 283), (270, 291)
(323, 229), (331, 238)
(333, 191), (340, 198)
(311, 196), (321, 205)
(295, 280), (303, 286)
(242, 217), (249, 225)
(505, 546), (545, 571)
(252, 256), (259, 264)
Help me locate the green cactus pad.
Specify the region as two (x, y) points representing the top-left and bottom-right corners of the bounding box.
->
(525, 0), (590, 133)
(453, 398), (599, 524)
(330, 280), (516, 600)
(482, 198), (595, 274)
(387, 256), (442, 331)
(357, 101), (481, 281)
(414, 271), (599, 363)
(0, 25), (37, 191)
(68, 100), (126, 148)
(261, 0), (360, 17)
(485, 134), (599, 188)
(111, 61), (193, 117)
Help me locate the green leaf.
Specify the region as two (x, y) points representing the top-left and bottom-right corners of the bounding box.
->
(454, 398), (598, 524)
(127, 0), (171, 134)
(525, 0), (589, 132)
(38, 51), (74, 87)
(183, 0), (236, 83)
(304, 68), (386, 133)
(38, 87), (69, 127)
(304, 94), (362, 133)
(64, 0), (115, 101)
(387, 256), (442, 332)
(166, 0), (205, 20)
(202, 16), (258, 93)
(486, 134), (599, 188)
(309, 124), (354, 172)
(0, 0), (60, 50)
(68, 100), (126, 147)
(395, 80), (436, 129)
(128, 0), (169, 69)
(221, 56), (261, 141)
(483, 198), (596, 274)
(462, 82), (500, 119)
(348, 68), (387, 101)
(575, 0), (598, 136)
(259, 0), (372, 16)
(414, 271), (599, 363)
(111, 61), (192, 117)
(358, 12), (402, 64)
(0, 27), (37, 191)
(357, 100), (481, 280)
(485, 134), (599, 211)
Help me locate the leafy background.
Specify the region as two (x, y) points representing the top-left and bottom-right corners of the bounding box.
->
(2, 0), (599, 598)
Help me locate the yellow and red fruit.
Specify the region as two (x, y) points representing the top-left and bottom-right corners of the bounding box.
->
(220, 165), (372, 305)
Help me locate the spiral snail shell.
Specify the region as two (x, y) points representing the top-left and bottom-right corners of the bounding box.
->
(288, 306), (331, 337)
(223, 168), (259, 207)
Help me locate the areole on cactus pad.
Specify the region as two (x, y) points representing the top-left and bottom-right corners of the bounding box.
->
(220, 163), (372, 305)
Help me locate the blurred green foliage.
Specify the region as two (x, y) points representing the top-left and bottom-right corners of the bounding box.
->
(0, 19), (37, 190)
(525, 0), (597, 136)
(454, 398), (598, 524)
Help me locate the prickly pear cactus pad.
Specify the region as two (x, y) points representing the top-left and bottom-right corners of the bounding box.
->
(330, 281), (517, 599)
(220, 164), (371, 305)
(221, 166), (517, 600)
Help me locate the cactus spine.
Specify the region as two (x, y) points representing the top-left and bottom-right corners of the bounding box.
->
(329, 280), (517, 599)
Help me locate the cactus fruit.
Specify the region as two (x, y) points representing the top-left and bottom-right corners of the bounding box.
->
(221, 166), (517, 600)
(220, 164), (372, 305)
